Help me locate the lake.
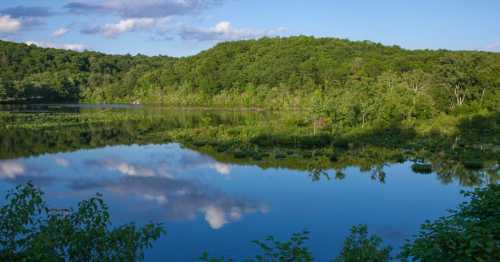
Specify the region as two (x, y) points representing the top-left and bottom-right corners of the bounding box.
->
(0, 104), (491, 261)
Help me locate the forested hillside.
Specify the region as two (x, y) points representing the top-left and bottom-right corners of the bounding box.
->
(1, 36), (499, 117)
(0, 40), (174, 102)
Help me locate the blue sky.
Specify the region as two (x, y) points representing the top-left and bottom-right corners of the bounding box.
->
(0, 0), (498, 56)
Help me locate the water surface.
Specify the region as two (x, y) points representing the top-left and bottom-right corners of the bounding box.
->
(0, 104), (480, 261)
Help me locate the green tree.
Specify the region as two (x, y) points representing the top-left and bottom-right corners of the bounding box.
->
(400, 184), (500, 262)
(332, 225), (392, 262)
(0, 183), (165, 261)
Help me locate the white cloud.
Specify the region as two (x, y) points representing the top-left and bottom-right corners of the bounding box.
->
(0, 15), (22, 33)
(179, 21), (287, 41)
(203, 205), (227, 229)
(0, 161), (25, 179)
(103, 160), (155, 177)
(82, 17), (173, 38)
(61, 43), (85, 51)
(143, 193), (168, 204)
(25, 40), (86, 51)
(79, 155), (268, 230)
(0, 6), (53, 31)
(212, 162), (230, 175)
(202, 204), (268, 229)
(74, 168), (269, 230)
(25, 40), (40, 45)
(52, 27), (69, 37)
(102, 18), (156, 37)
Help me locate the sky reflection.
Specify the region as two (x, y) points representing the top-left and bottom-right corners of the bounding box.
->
(0, 144), (266, 230)
(0, 143), (468, 261)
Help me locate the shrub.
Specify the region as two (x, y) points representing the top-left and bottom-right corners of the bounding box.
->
(333, 225), (392, 262)
(411, 163), (433, 174)
(400, 184), (500, 262)
(0, 183), (165, 261)
(200, 231), (313, 262)
(463, 159), (484, 170)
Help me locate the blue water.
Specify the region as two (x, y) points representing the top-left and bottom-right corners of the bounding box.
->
(0, 143), (467, 261)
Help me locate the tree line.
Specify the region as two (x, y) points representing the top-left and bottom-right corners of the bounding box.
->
(1, 37), (499, 108)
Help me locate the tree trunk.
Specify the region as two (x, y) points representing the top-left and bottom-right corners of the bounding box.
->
(454, 84), (465, 106)
(480, 88), (486, 103)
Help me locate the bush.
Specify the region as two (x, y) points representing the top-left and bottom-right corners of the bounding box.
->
(333, 225), (392, 262)
(463, 159), (484, 170)
(329, 154), (339, 162)
(201, 231), (314, 262)
(0, 183), (165, 261)
(411, 163), (433, 174)
(201, 226), (392, 262)
(400, 184), (500, 262)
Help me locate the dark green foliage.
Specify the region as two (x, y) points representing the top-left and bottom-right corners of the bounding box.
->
(1, 37), (499, 116)
(2, 38), (499, 146)
(411, 163), (433, 174)
(200, 252), (235, 262)
(251, 231), (314, 262)
(400, 184), (500, 262)
(200, 231), (314, 262)
(332, 225), (392, 262)
(462, 159), (484, 170)
(275, 152), (287, 159)
(233, 149), (249, 159)
(200, 226), (393, 262)
(0, 40), (172, 102)
(0, 183), (165, 261)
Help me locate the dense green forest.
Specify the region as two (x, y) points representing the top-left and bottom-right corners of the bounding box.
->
(1, 37), (499, 112)
(1, 36), (500, 148)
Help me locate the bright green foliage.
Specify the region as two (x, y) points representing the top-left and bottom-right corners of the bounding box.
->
(332, 225), (392, 262)
(1, 37), (499, 136)
(250, 231), (314, 262)
(400, 184), (500, 262)
(1, 37), (499, 116)
(0, 183), (165, 261)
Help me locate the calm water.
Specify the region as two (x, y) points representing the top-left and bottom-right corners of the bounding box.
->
(0, 104), (472, 261)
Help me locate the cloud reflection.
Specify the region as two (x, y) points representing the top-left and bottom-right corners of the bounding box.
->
(54, 157), (70, 167)
(212, 163), (230, 176)
(70, 175), (267, 229)
(86, 159), (156, 177)
(178, 151), (232, 175)
(0, 160), (55, 186)
(1, 145), (263, 230)
(0, 161), (25, 179)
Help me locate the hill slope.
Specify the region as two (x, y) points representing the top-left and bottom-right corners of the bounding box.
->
(1, 36), (499, 112)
